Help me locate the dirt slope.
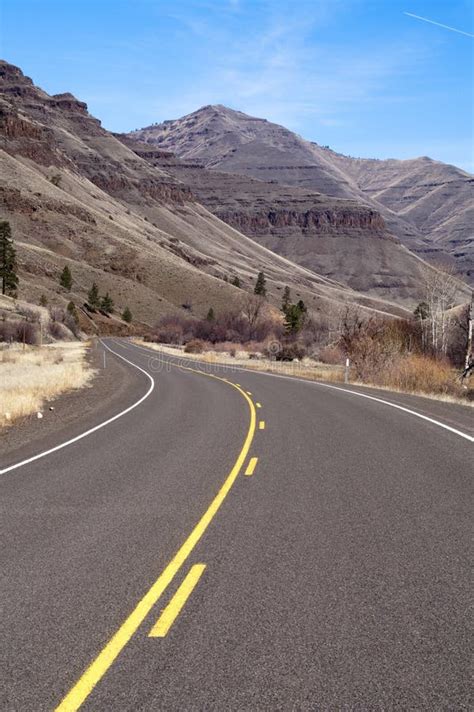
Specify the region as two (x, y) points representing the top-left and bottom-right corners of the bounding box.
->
(132, 105), (473, 284)
(0, 61), (418, 327)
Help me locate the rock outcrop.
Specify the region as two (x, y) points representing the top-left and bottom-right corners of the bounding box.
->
(2, 60), (423, 325)
(131, 105), (473, 284)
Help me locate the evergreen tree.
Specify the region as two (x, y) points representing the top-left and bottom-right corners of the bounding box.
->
(414, 301), (429, 320)
(206, 307), (215, 321)
(87, 282), (100, 309)
(254, 271), (267, 297)
(67, 300), (79, 323)
(284, 300), (307, 334)
(0, 220), (19, 297)
(281, 286), (291, 313)
(59, 265), (72, 291)
(101, 292), (114, 314)
(122, 306), (132, 323)
(39, 294), (48, 307)
(231, 275), (241, 288)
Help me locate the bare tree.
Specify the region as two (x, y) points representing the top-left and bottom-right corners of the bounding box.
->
(242, 295), (265, 339)
(422, 266), (459, 357)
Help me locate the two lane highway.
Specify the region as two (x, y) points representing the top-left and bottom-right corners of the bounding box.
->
(1, 339), (471, 710)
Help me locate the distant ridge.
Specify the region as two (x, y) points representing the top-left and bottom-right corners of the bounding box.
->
(131, 105), (473, 284)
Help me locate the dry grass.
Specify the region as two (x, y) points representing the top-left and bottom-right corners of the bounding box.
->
(135, 340), (344, 383)
(0, 342), (94, 427)
(136, 340), (473, 406)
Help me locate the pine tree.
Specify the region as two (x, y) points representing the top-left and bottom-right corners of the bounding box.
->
(60, 265), (72, 291)
(284, 300), (307, 334)
(281, 286), (291, 313)
(67, 300), (79, 323)
(122, 306), (132, 323)
(101, 292), (114, 314)
(414, 301), (429, 320)
(206, 307), (215, 321)
(254, 271), (266, 297)
(231, 275), (241, 288)
(0, 220), (19, 297)
(87, 282), (100, 309)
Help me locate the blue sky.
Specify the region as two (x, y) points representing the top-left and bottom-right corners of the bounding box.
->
(1, 0), (472, 169)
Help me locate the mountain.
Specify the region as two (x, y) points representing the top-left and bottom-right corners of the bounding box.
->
(0, 60), (417, 328)
(119, 134), (454, 307)
(131, 105), (473, 284)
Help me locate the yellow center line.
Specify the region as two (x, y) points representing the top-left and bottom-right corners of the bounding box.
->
(256, 402), (262, 409)
(245, 457), (258, 476)
(246, 391), (252, 396)
(55, 365), (256, 712)
(149, 564), (206, 638)
(259, 421), (265, 430)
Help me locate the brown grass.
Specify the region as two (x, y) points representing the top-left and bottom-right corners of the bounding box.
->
(0, 342), (94, 427)
(135, 339), (344, 382)
(135, 340), (472, 406)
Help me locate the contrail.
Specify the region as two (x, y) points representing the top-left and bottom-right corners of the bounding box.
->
(404, 11), (474, 37)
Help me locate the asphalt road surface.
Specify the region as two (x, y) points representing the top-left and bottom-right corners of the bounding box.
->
(1, 338), (472, 711)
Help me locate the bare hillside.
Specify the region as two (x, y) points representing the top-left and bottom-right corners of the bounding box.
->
(0, 61), (416, 327)
(132, 105), (473, 283)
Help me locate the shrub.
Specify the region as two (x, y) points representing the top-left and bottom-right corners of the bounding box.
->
(122, 306), (132, 323)
(0, 320), (39, 345)
(184, 339), (205, 354)
(318, 345), (343, 365)
(384, 354), (459, 396)
(263, 340), (306, 361)
(48, 320), (70, 340)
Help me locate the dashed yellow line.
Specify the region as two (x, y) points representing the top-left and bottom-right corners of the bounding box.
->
(246, 391), (252, 396)
(256, 402), (262, 409)
(149, 564), (206, 638)
(245, 457), (258, 476)
(259, 420), (265, 430)
(55, 368), (256, 712)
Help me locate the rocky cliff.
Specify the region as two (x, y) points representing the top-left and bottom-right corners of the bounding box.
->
(131, 105), (473, 284)
(1, 60), (417, 325)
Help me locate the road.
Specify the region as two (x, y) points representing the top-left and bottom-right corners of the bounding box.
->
(1, 338), (472, 711)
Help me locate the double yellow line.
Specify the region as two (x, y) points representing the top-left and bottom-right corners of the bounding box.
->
(56, 364), (256, 711)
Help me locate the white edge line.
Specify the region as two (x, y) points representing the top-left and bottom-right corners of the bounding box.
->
(126, 341), (473, 443)
(0, 340), (155, 475)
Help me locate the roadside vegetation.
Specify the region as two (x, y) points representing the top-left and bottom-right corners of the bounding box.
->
(145, 269), (473, 404)
(0, 342), (94, 427)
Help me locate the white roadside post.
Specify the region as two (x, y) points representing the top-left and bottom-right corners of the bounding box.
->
(345, 357), (350, 384)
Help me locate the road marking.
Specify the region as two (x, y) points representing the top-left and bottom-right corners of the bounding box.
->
(132, 345), (473, 443)
(0, 341), (155, 475)
(55, 359), (256, 712)
(259, 421), (265, 430)
(114, 341), (474, 443)
(247, 391), (252, 396)
(149, 564), (206, 637)
(256, 402), (262, 409)
(245, 457), (258, 476)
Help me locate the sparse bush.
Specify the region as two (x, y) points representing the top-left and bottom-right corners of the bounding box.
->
(318, 345), (344, 365)
(48, 320), (70, 340)
(263, 340), (306, 361)
(0, 320), (39, 344)
(184, 339), (205, 354)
